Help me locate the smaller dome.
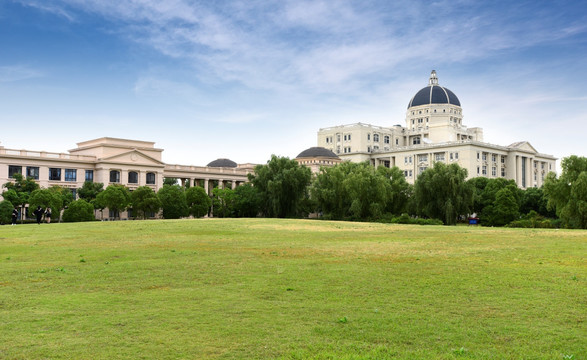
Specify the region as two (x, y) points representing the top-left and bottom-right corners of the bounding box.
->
(207, 158), (237, 168)
(296, 147), (340, 159)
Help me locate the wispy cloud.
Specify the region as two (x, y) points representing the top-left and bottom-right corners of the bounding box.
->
(0, 65), (43, 82)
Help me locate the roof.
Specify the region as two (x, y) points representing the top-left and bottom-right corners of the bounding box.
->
(296, 147), (340, 159)
(407, 70), (461, 108)
(206, 158), (238, 168)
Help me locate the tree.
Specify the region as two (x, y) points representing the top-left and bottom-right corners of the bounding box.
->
(28, 188), (63, 219)
(130, 186), (161, 219)
(62, 199), (95, 222)
(249, 155), (312, 218)
(185, 186), (211, 218)
(157, 185), (188, 219)
(486, 187), (520, 226)
(78, 181), (104, 204)
(544, 155), (587, 229)
(163, 177), (178, 186)
(377, 166), (411, 216)
(96, 184), (131, 220)
(2, 174), (40, 223)
(232, 183), (260, 218)
(520, 187), (554, 217)
(212, 187), (235, 218)
(414, 162), (473, 225)
(0, 200), (14, 224)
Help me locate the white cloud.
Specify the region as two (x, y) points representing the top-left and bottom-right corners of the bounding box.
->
(0, 65), (42, 82)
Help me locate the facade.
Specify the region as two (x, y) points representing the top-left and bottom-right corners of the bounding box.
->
(0, 137), (253, 219)
(317, 71), (556, 188)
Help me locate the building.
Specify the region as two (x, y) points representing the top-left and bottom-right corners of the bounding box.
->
(0, 137), (253, 219)
(317, 71), (556, 188)
(294, 147), (341, 173)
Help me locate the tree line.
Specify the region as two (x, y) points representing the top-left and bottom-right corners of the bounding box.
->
(1, 155), (585, 228)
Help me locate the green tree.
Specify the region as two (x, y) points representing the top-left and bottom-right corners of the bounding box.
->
(249, 155), (312, 218)
(486, 187), (520, 226)
(212, 187), (235, 218)
(157, 185), (188, 219)
(28, 189), (63, 219)
(62, 199), (95, 222)
(0, 200), (14, 224)
(232, 183), (260, 218)
(414, 162), (473, 225)
(185, 186), (211, 218)
(544, 155), (587, 228)
(520, 187), (554, 217)
(78, 181), (104, 205)
(131, 186), (161, 219)
(2, 173), (40, 223)
(163, 177), (178, 186)
(96, 184), (131, 220)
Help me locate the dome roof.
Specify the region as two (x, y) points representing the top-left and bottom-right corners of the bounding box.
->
(407, 70), (460, 108)
(296, 147), (339, 159)
(207, 158), (237, 168)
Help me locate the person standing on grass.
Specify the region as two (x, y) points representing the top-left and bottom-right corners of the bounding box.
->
(11, 207), (18, 225)
(45, 207), (52, 224)
(33, 206), (44, 225)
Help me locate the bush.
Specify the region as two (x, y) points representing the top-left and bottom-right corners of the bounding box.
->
(0, 200), (14, 224)
(386, 213), (443, 226)
(62, 200), (95, 222)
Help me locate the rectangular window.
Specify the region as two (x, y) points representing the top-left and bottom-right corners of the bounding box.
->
(110, 170), (120, 183)
(49, 168), (61, 181)
(482, 153), (487, 161)
(404, 156), (408, 164)
(384, 136), (390, 144)
(395, 139), (399, 145)
(146, 173), (156, 185)
(455, 153), (459, 160)
(413, 137), (420, 145)
(85, 170), (94, 182)
(477, 152), (480, 160)
(409, 156), (413, 164)
(477, 166), (480, 175)
(435, 153), (445, 161)
(418, 154), (428, 162)
(492, 167), (496, 176)
(501, 168), (506, 177)
(409, 170), (413, 177)
(482, 166), (487, 175)
(337, 134), (341, 142)
(348, 134), (351, 141)
(26, 166), (39, 180)
(501, 156), (506, 163)
(450, 153), (454, 160)
(64, 169), (77, 182)
(367, 134), (370, 141)
(492, 154), (497, 162)
(418, 167), (427, 175)
(8, 165), (22, 178)
(374, 134), (379, 142)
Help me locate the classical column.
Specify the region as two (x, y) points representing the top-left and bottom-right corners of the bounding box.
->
(232, 180), (237, 189)
(516, 156), (522, 187)
(204, 179), (209, 195)
(219, 179), (224, 189)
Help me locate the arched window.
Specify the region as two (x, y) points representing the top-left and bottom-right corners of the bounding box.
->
(128, 171), (138, 184)
(146, 172), (156, 185)
(110, 170), (120, 183)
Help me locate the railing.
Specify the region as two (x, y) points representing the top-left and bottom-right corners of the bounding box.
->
(0, 148), (96, 161)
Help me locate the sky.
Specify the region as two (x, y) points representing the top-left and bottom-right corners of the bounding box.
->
(1, 0), (586, 168)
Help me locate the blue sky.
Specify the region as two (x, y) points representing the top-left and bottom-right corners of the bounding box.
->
(1, 0), (585, 167)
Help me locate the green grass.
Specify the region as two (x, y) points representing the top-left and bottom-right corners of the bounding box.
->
(0, 219), (585, 359)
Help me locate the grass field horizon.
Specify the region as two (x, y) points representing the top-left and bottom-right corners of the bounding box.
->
(1, 219), (585, 359)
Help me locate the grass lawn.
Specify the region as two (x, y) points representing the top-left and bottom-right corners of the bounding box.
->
(0, 218), (585, 359)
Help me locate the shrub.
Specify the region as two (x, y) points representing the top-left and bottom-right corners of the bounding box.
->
(62, 200), (95, 222)
(0, 200), (14, 224)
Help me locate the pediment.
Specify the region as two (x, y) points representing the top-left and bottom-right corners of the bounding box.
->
(508, 141), (538, 153)
(100, 149), (164, 165)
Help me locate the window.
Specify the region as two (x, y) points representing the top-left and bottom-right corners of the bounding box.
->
(418, 166), (427, 175)
(435, 153), (445, 161)
(367, 146), (371, 153)
(367, 134), (370, 141)
(25, 166), (39, 180)
(373, 134), (379, 142)
(128, 171), (138, 184)
(477, 152), (480, 160)
(49, 168), (61, 181)
(477, 166), (480, 175)
(326, 137), (330, 144)
(450, 153), (454, 160)
(501, 168), (506, 177)
(384, 136), (390, 144)
(413, 137), (421, 145)
(110, 170), (120, 183)
(337, 134), (341, 142)
(482, 153), (487, 161)
(85, 170), (94, 182)
(492, 154), (497, 162)
(348, 134), (351, 141)
(482, 166), (487, 175)
(65, 169), (77, 182)
(395, 139), (399, 145)
(418, 154), (428, 162)
(146, 172), (156, 185)
(492, 167), (496, 176)
(8, 166), (22, 178)
(501, 156), (505, 164)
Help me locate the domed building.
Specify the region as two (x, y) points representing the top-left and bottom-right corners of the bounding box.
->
(317, 71), (556, 188)
(207, 158), (238, 168)
(295, 147), (341, 173)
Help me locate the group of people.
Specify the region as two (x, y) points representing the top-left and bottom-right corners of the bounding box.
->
(11, 206), (52, 225)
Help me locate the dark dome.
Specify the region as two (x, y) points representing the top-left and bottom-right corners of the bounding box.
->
(296, 147), (339, 159)
(207, 158), (237, 168)
(407, 70), (461, 108)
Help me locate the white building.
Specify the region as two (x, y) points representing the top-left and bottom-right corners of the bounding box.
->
(0, 137), (253, 219)
(317, 71), (556, 188)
